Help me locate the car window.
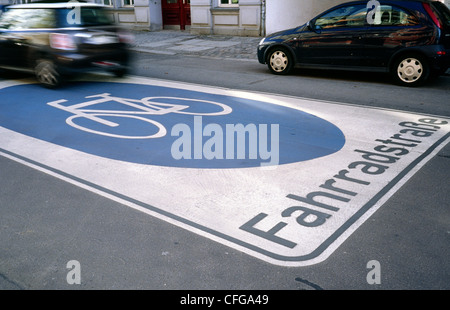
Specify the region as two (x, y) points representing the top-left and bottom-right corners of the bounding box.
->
(371, 5), (419, 26)
(57, 7), (114, 27)
(0, 8), (55, 29)
(315, 5), (367, 29)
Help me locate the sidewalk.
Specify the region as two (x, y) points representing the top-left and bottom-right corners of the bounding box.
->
(129, 30), (262, 61)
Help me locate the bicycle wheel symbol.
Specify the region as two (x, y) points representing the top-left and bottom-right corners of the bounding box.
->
(141, 97), (233, 116)
(67, 113), (167, 139)
(48, 93), (233, 139)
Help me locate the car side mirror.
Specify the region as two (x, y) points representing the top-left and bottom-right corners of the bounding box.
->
(307, 20), (322, 34)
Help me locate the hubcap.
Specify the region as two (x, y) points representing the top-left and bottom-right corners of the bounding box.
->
(270, 51), (288, 73)
(397, 58), (423, 83)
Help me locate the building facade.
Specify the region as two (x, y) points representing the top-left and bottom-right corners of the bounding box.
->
(190, 0), (262, 36)
(1, 0), (449, 36)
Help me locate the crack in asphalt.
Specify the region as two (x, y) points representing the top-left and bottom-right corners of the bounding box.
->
(295, 277), (324, 290)
(0, 273), (25, 290)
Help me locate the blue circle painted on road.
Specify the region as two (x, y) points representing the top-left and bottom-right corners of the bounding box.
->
(0, 82), (345, 168)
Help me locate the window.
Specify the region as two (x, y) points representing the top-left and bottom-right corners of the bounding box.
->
(123, 0), (134, 7)
(0, 8), (55, 29)
(372, 5), (419, 26)
(103, 0), (113, 6)
(315, 5), (367, 29)
(219, 0), (238, 7)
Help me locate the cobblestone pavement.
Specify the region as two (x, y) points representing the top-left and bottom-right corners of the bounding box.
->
(130, 30), (262, 61)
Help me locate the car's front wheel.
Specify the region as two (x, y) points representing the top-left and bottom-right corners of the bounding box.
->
(35, 59), (62, 88)
(267, 47), (293, 75)
(392, 54), (429, 87)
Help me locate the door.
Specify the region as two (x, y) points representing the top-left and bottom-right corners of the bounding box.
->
(161, 0), (191, 30)
(298, 3), (368, 67)
(0, 8), (35, 68)
(362, 4), (424, 68)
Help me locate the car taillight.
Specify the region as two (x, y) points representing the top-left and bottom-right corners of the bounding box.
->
(423, 3), (442, 29)
(50, 33), (76, 50)
(118, 31), (134, 44)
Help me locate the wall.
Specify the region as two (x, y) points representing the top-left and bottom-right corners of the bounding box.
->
(148, 0), (162, 30)
(2, 0), (449, 35)
(265, 0), (450, 35)
(190, 0), (213, 34)
(97, 0), (154, 30)
(190, 0), (261, 36)
(265, 0), (347, 35)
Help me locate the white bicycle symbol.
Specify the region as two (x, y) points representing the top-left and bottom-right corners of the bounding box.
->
(47, 93), (233, 139)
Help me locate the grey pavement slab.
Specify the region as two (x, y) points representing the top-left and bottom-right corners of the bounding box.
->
(130, 30), (261, 60)
(180, 39), (240, 47)
(167, 45), (214, 52)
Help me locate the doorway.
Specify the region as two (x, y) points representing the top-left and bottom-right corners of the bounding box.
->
(161, 0), (191, 30)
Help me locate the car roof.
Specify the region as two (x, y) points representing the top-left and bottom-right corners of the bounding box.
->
(6, 2), (105, 9)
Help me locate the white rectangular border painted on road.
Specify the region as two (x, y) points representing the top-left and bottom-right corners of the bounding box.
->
(0, 75), (449, 267)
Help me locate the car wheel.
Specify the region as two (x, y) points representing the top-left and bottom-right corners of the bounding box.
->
(267, 47), (293, 75)
(112, 67), (127, 78)
(393, 54), (429, 87)
(35, 59), (61, 88)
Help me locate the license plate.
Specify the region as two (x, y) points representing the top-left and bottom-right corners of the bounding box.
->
(87, 35), (119, 45)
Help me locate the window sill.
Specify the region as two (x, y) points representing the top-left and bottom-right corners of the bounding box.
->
(210, 7), (239, 13)
(104, 6), (135, 10)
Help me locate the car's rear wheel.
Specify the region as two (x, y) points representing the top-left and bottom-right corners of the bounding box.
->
(392, 54), (429, 87)
(112, 67), (127, 78)
(35, 59), (61, 88)
(267, 47), (293, 75)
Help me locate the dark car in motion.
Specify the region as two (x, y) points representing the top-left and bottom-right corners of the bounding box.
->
(0, 2), (132, 88)
(257, 0), (450, 86)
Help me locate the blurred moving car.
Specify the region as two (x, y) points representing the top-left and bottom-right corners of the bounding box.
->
(257, 0), (450, 86)
(0, 2), (132, 88)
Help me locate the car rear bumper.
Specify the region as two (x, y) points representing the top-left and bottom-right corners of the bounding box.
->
(53, 49), (130, 74)
(412, 44), (450, 72)
(428, 51), (450, 74)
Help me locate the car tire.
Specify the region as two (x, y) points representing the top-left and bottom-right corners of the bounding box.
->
(267, 47), (293, 75)
(112, 67), (127, 78)
(392, 54), (430, 87)
(35, 59), (62, 88)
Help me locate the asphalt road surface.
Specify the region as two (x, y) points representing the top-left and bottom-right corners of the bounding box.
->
(0, 52), (449, 294)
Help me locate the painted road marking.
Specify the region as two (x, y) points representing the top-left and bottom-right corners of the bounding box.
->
(0, 75), (449, 266)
